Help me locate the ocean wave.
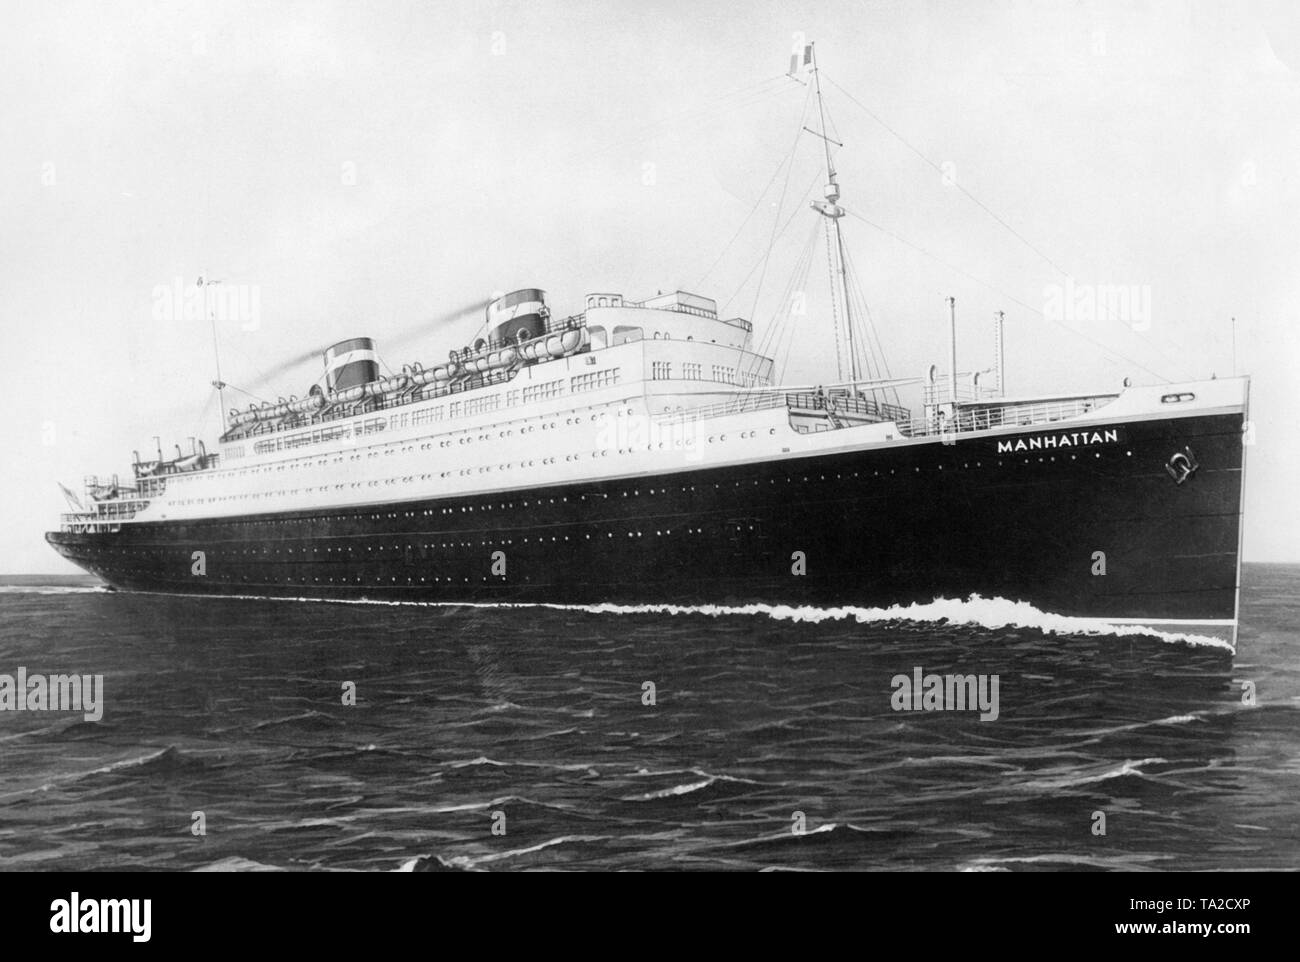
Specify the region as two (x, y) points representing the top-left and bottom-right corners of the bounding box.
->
(247, 710), (345, 732)
(1023, 757), (1170, 791)
(193, 857), (289, 872)
(442, 755), (600, 776)
(959, 852), (1173, 871)
(398, 834), (613, 871)
(416, 794), (576, 815)
(0, 585), (108, 595)
(618, 768), (761, 802)
(83, 745), (207, 778)
(716, 822), (918, 857)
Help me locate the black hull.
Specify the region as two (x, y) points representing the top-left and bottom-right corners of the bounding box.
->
(47, 411), (1245, 636)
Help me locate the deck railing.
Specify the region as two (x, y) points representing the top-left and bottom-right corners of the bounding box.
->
(654, 393), (790, 423)
(898, 395), (1118, 438)
(652, 390), (1116, 441)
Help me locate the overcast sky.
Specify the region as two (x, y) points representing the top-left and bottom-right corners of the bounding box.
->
(2, 0), (1297, 572)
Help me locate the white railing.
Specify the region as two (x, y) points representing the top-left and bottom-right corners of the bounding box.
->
(652, 391), (913, 426)
(898, 395), (1118, 438)
(652, 393), (790, 423)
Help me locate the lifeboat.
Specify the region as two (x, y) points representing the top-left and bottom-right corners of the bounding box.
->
(368, 373), (410, 398)
(412, 360), (461, 387)
(289, 394), (324, 415)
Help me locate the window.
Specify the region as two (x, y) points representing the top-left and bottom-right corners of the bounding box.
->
(523, 379), (564, 403)
(683, 362), (702, 380)
(465, 395), (501, 416)
(571, 368), (621, 392)
(652, 361), (672, 380)
(412, 405), (444, 426)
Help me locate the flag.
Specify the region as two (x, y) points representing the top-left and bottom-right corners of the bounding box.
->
(789, 43), (813, 75)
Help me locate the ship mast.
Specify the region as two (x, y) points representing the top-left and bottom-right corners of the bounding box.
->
(199, 275), (229, 432)
(807, 43), (858, 386)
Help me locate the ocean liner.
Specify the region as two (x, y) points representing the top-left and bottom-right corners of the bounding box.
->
(47, 46), (1249, 645)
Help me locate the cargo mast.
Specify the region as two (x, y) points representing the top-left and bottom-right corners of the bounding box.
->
(807, 43), (858, 387)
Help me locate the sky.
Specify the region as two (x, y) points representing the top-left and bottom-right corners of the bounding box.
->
(2, 0), (1298, 572)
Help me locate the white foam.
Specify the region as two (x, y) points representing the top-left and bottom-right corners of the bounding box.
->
(120, 588), (1236, 651)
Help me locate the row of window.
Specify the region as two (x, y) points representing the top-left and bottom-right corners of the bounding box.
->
(571, 369), (621, 392)
(241, 370), (623, 460)
(168, 428), (783, 508)
(252, 419), (385, 456)
(230, 358), (767, 467)
(523, 379), (565, 403)
(168, 447), (1126, 513)
(410, 407), (446, 427)
(464, 395), (501, 416)
(651, 362), (751, 384)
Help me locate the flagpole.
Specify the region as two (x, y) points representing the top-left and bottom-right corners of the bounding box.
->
(200, 276), (228, 432)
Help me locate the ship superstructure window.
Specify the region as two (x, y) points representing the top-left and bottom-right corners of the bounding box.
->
(412, 405), (444, 426)
(683, 362), (702, 380)
(652, 361), (672, 380)
(711, 365), (737, 385)
(449, 401), (461, 419)
(571, 368), (620, 392)
(464, 395), (501, 416)
(253, 423), (353, 455)
(523, 379), (564, 403)
(506, 389), (520, 406)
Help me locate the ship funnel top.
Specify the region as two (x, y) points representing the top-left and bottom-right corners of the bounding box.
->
(486, 289), (548, 344)
(322, 337), (380, 394)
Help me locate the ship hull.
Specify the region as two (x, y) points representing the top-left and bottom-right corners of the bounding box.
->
(47, 409), (1246, 643)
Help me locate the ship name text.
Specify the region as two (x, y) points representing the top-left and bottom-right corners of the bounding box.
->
(995, 427), (1123, 454)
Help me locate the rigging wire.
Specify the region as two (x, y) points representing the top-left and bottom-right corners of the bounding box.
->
(225, 382), (271, 407)
(822, 72), (1075, 282)
(188, 387), (218, 446)
(739, 213), (820, 386)
(718, 166), (824, 317)
(745, 81), (814, 326)
(823, 72), (1193, 381)
(694, 140), (804, 292)
(822, 217), (845, 382)
(841, 206), (1174, 384)
(732, 220), (816, 400)
(841, 242), (900, 405)
(774, 221), (824, 384)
